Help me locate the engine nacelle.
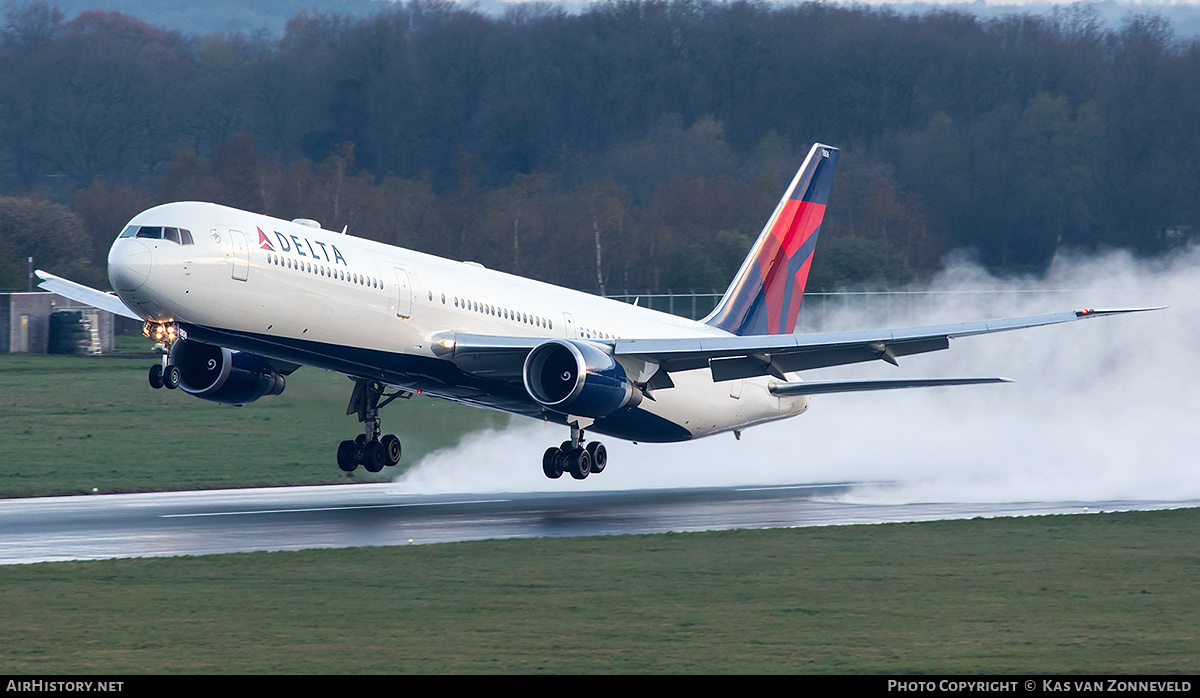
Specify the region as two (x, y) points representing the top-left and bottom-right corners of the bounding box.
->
(522, 339), (641, 418)
(170, 339), (286, 405)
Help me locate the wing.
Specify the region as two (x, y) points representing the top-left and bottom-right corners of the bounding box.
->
(443, 307), (1161, 390)
(35, 270), (142, 321)
(614, 307), (1160, 382)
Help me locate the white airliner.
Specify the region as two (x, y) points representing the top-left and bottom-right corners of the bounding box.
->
(38, 144), (1154, 479)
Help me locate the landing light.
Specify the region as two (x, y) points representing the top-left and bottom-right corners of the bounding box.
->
(143, 321), (178, 344)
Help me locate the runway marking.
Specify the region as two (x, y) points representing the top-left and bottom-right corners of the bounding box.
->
(734, 483), (857, 492)
(161, 499), (509, 518)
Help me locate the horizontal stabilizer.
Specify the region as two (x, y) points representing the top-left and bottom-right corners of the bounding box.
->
(769, 377), (1012, 396)
(35, 270), (141, 320)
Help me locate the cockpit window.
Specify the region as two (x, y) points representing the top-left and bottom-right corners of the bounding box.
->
(120, 225), (193, 245)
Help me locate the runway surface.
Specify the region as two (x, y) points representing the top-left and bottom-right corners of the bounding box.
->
(2, 482), (1197, 565)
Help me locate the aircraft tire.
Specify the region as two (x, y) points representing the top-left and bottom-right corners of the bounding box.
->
(542, 448), (564, 479)
(586, 442), (607, 474)
(148, 364), (164, 389)
(337, 440), (359, 472)
(362, 441), (387, 473)
(164, 364), (181, 390)
(381, 434), (402, 466)
(568, 448), (591, 480)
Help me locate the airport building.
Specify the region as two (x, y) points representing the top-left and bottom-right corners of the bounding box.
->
(0, 292), (117, 354)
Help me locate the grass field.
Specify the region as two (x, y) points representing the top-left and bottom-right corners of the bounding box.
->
(1, 509), (1197, 673)
(0, 342), (509, 497)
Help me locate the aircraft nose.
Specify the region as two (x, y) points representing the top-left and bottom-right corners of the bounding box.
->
(108, 240), (152, 291)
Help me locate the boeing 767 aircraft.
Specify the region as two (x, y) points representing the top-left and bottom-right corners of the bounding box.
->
(38, 144), (1153, 479)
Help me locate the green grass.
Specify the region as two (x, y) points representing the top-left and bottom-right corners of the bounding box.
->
(0, 344), (510, 497)
(0, 509), (1197, 673)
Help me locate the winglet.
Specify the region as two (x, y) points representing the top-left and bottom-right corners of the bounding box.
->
(703, 143), (839, 336)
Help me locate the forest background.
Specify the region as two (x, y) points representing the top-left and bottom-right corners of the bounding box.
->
(1, 0), (1198, 298)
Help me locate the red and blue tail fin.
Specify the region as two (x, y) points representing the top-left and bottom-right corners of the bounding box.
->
(703, 143), (838, 336)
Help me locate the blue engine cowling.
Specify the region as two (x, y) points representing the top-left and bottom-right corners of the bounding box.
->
(170, 339), (286, 405)
(522, 339), (641, 418)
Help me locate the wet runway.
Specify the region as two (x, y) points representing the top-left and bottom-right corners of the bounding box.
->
(2, 482), (1197, 565)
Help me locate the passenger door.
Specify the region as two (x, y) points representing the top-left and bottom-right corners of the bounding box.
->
(229, 230), (249, 281)
(394, 267), (412, 318)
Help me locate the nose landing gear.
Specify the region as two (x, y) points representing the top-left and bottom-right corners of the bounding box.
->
(337, 379), (410, 473)
(145, 321), (180, 390)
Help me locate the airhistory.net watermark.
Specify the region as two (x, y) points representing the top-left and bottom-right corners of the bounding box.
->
(5, 681), (123, 693)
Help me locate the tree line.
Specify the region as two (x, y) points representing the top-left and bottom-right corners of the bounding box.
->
(1, 0), (1197, 294)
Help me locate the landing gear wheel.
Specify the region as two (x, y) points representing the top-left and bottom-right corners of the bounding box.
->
(164, 364), (181, 390)
(381, 434), (402, 466)
(337, 379), (414, 475)
(568, 447), (592, 480)
(586, 442), (607, 474)
(148, 364), (164, 389)
(362, 440), (387, 473)
(543, 448), (564, 479)
(337, 440), (359, 472)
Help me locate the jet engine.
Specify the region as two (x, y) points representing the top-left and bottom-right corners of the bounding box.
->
(169, 339), (286, 405)
(522, 339), (641, 418)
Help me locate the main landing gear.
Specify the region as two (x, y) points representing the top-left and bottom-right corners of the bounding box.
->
(337, 380), (410, 473)
(542, 420), (607, 480)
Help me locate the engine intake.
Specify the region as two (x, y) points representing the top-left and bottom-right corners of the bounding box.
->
(170, 339), (286, 405)
(523, 339), (640, 418)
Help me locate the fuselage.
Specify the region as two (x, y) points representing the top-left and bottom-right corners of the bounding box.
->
(108, 202), (809, 443)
